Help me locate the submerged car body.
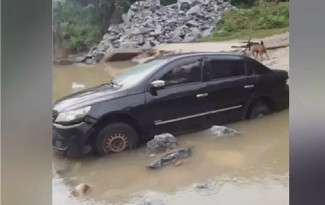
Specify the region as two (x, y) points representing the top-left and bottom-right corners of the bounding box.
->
(52, 53), (289, 157)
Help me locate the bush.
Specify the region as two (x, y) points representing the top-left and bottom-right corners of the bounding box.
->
(54, 1), (102, 52)
(215, 2), (288, 35)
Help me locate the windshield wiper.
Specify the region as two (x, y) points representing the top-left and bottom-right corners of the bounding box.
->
(101, 80), (122, 87)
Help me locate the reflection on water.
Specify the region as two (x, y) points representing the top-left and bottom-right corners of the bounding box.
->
(53, 62), (136, 101)
(53, 63), (288, 205)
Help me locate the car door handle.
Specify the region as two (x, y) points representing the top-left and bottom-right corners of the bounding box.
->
(196, 93), (208, 98)
(244, 84), (255, 89)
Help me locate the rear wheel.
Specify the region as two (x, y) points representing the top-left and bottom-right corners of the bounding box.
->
(94, 123), (139, 156)
(249, 101), (272, 119)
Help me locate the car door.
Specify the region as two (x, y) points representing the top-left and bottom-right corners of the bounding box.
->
(203, 57), (258, 125)
(144, 56), (209, 135)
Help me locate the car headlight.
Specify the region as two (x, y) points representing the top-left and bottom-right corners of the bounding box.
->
(55, 106), (91, 123)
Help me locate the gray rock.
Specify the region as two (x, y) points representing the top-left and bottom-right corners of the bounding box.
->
(148, 148), (193, 169)
(136, 200), (165, 205)
(119, 41), (138, 48)
(186, 5), (202, 16)
(130, 4), (139, 11)
(210, 125), (239, 136)
(193, 0), (210, 6)
(199, 27), (214, 38)
(195, 183), (209, 189)
(75, 56), (88, 63)
(183, 27), (200, 42)
(178, 0), (193, 11)
(147, 133), (177, 151)
(186, 19), (199, 27)
(149, 40), (160, 46)
(122, 14), (130, 25)
(95, 52), (105, 62)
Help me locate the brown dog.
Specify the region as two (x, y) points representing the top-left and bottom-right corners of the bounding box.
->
(251, 41), (270, 62)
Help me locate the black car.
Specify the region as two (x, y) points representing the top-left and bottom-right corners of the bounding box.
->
(52, 53), (289, 157)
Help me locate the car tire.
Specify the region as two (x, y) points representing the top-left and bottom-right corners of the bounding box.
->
(249, 101), (272, 119)
(94, 123), (139, 156)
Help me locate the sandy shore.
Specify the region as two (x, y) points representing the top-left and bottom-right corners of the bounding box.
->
(155, 32), (289, 72)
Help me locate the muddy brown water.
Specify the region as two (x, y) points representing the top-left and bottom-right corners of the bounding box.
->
(53, 63), (289, 205)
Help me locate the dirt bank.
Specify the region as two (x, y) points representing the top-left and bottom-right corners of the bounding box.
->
(155, 32), (289, 72)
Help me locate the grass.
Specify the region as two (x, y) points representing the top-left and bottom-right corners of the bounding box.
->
(201, 27), (289, 42)
(201, 2), (289, 42)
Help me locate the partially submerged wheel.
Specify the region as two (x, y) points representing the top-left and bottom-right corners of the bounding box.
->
(249, 101), (272, 119)
(104, 132), (128, 153)
(94, 123), (139, 156)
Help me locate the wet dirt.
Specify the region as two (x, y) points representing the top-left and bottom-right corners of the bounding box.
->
(53, 61), (289, 205)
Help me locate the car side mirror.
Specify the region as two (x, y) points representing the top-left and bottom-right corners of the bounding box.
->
(150, 80), (165, 89)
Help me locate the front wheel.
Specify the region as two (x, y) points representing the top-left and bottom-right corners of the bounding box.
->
(249, 102), (272, 119)
(94, 123), (139, 156)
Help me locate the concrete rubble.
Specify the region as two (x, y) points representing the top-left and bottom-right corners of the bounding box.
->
(147, 133), (178, 152)
(148, 147), (193, 169)
(210, 125), (239, 136)
(78, 0), (233, 62)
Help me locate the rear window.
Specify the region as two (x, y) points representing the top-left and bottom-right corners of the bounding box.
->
(246, 60), (270, 75)
(208, 60), (245, 80)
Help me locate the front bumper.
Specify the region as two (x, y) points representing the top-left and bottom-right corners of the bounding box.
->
(52, 122), (95, 157)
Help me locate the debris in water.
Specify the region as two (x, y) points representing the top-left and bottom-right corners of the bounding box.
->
(210, 125), (239, 137)
(71, 183), (90, 197)
(148, 147), (192, 169)
(147, 133), (177, 152)
(72, 82), (86, 93)
(136, 200), (165, 205)
(195, 183), (209, 189)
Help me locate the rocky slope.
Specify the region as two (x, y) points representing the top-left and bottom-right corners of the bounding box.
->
(78, 0), (233, 62)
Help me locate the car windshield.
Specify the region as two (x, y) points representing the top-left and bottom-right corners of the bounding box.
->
(112, 59), (168, 86)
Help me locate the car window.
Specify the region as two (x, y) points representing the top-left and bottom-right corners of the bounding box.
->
(161, 60), (202, 87)
(113, 59), (168, 86)
(208, 60), (245, 79)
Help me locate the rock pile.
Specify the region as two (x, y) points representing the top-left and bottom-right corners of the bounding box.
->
(80, 0), (233, 62)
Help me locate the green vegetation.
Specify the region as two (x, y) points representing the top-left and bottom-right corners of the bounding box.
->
(53, 1), (102, 52)
(202, 2), (289, 42)
(53, 0), (177, 53)
(54, 0), (289, 52)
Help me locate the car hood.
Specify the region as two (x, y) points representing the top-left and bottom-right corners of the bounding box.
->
(53, 84), (127, 113)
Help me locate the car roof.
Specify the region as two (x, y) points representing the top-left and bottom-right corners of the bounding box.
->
(154, 52), (247, 61)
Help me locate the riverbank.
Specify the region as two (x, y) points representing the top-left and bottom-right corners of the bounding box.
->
(156, 32), (289, 71)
